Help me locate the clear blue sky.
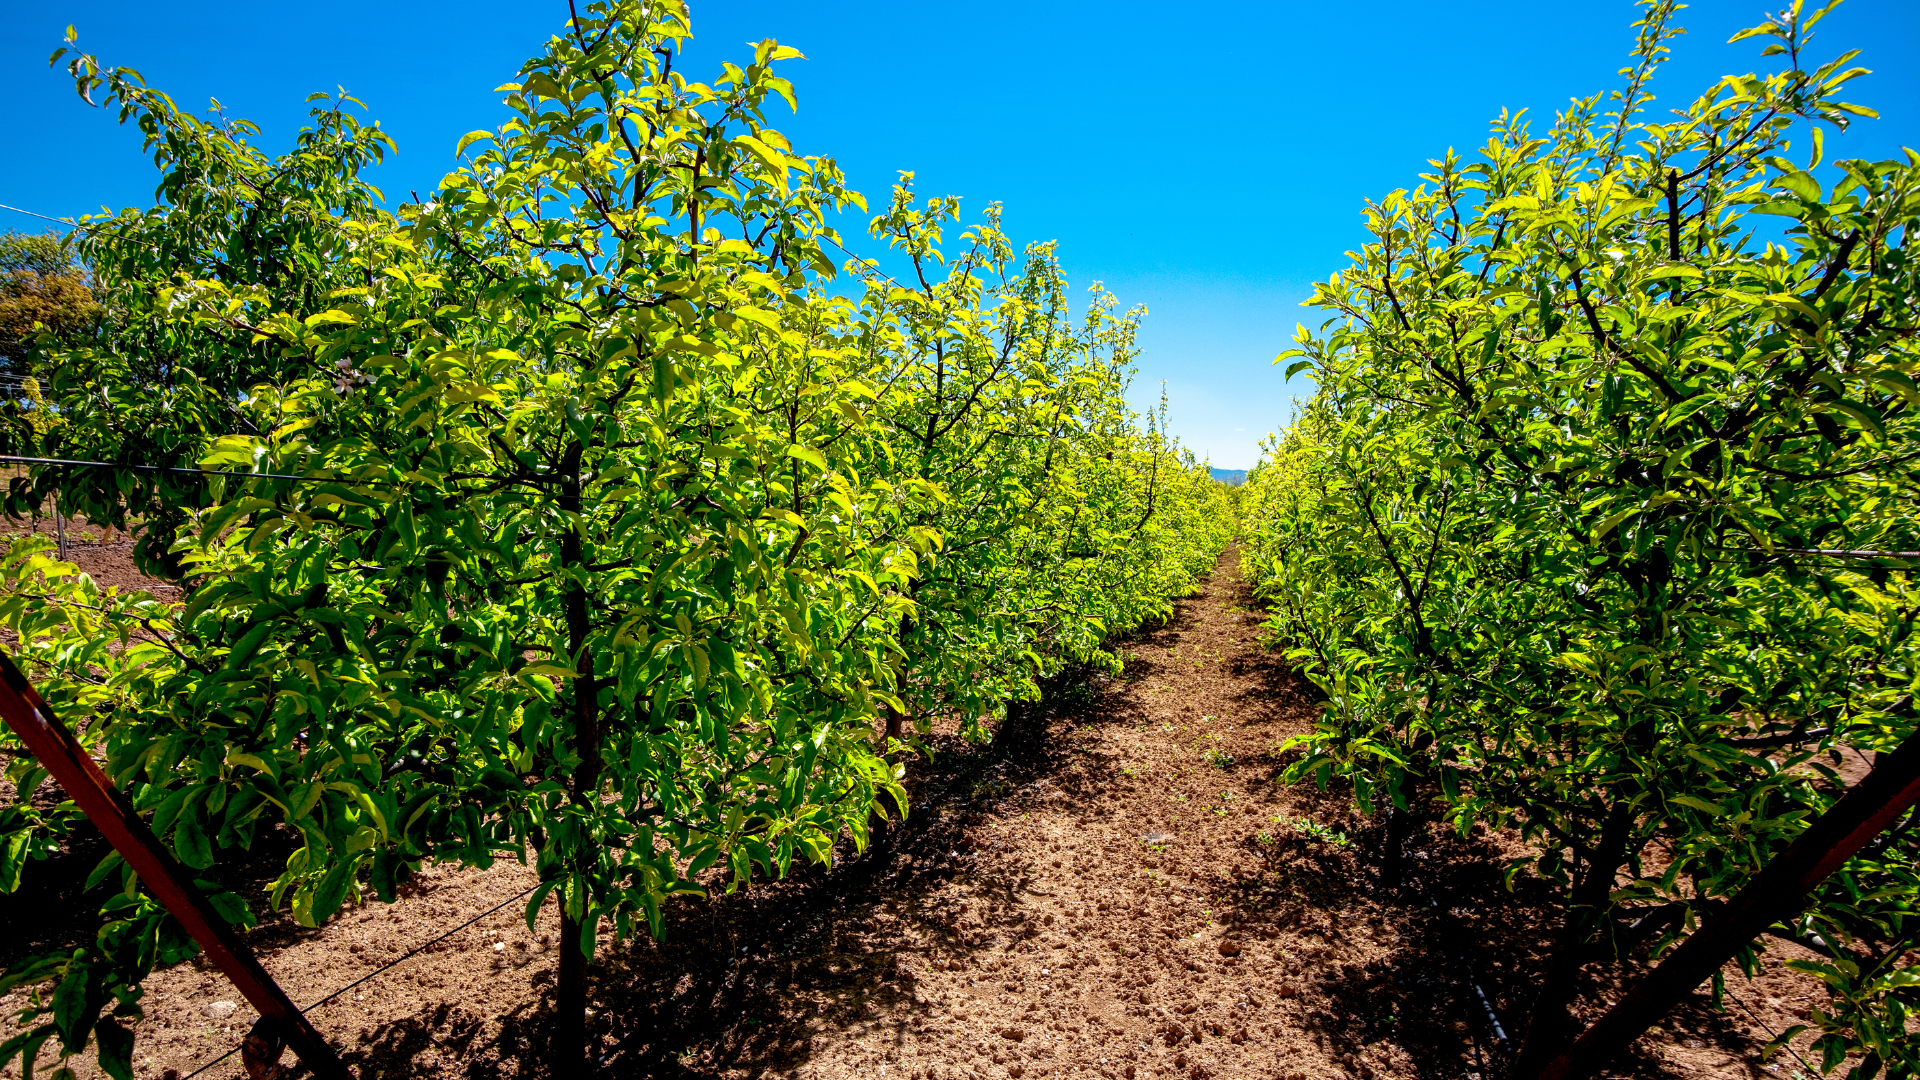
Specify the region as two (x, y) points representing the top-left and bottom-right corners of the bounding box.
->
(4, 1), (1916, 467)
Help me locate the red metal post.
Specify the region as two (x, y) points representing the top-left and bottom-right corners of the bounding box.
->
(1529, 729), (1920, 1080)
(0, 651), (352, 1079)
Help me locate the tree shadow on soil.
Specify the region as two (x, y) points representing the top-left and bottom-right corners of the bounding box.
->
(338, 570), (1792, 1080)
(1210, 763), (1790, 1080)
(8, 563), (1797, 1080)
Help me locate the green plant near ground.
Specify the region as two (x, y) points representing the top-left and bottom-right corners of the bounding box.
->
(1243, 0), (1918, 1072)
(1268, 815), (1351, 848)
(1200, 747), (1233, 770)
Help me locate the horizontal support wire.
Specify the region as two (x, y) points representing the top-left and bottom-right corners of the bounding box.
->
(1723, 984), (1820, 1077)
(0, 455), (406, 488)
(180, 883), (542, 1079)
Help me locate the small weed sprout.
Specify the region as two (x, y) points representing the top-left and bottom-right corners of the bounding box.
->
(1201, 747), (1234, 770)
(1271, 815), (1352, 848)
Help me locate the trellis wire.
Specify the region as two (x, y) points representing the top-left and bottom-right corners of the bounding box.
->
(1724, 983), (1821, 1078)
(178, 882), (541, 1080)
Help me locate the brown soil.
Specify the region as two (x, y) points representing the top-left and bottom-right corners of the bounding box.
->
(0, 543), (1849, 1080)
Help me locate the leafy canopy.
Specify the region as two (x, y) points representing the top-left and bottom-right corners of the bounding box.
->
(0, 4), (1234, 1078)
(1244, 0), (1918, 1071)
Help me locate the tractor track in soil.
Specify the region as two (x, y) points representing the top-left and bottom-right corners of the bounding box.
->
(1, 537), (1842, 1080)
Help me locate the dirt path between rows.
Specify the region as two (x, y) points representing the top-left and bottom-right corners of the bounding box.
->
(3, 542), (1839, 1080)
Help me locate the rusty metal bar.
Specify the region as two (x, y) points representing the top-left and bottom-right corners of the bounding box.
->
(0, 650), (352, 1079)
(1529, 729), (1920, 1080)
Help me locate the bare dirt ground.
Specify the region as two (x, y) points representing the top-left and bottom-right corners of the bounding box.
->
(0, 539), (1848, 1080)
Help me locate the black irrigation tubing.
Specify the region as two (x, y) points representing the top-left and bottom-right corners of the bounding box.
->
(1381, 855), (1512, 1063)
(1419, 891), (1512, 1059)
(179, 882), (542, 1080)
(176, 1039), (243, 1079)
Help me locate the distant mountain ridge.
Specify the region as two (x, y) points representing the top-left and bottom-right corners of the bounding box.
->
(1209, 467), (1247, 486)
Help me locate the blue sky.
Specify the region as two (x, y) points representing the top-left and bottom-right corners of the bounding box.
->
(4, 1), (1916, 467)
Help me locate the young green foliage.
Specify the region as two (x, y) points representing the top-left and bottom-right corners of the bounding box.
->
(1245, 0), (1917, 1071)
(0, 2), (1233, 1075)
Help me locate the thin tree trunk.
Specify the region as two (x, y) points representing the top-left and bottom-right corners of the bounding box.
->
(1515, 802), (1634, 1071)
(1528, 729), (1920, 1080)
(1378, 803), (1416, 891)
(867, 702), (907, 851)
(558, 912), (587, 1069)
(555, 442), (601, 1072)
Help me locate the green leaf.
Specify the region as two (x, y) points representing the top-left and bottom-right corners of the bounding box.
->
(307, 855), (359, 926)
(198, 435), (266, 469)
(1668, 794), (1726, 817)
(93, 1017), (134, 1080)
(51, 959), (92, 1050)
(1776, 171), (1822, 202)
(173, 802), (214, 870)
(0, 1028), (52, 1080)
(1825, 399), (1886, 441)
(1591, 505), (1642, 541)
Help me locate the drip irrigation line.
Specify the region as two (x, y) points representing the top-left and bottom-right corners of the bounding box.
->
(1420, 892), (1510, 1053)
(178, 882), (541, 1080)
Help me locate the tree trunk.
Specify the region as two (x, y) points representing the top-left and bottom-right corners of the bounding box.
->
(1378, 804), (1416, 892)
(557, 911), (587, 1071)
(554, 442), (601, 1073)
(1515, 802), (1634, 1071)
(866, 703), (907, 851)
(1528, 729), (1920, 1080)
